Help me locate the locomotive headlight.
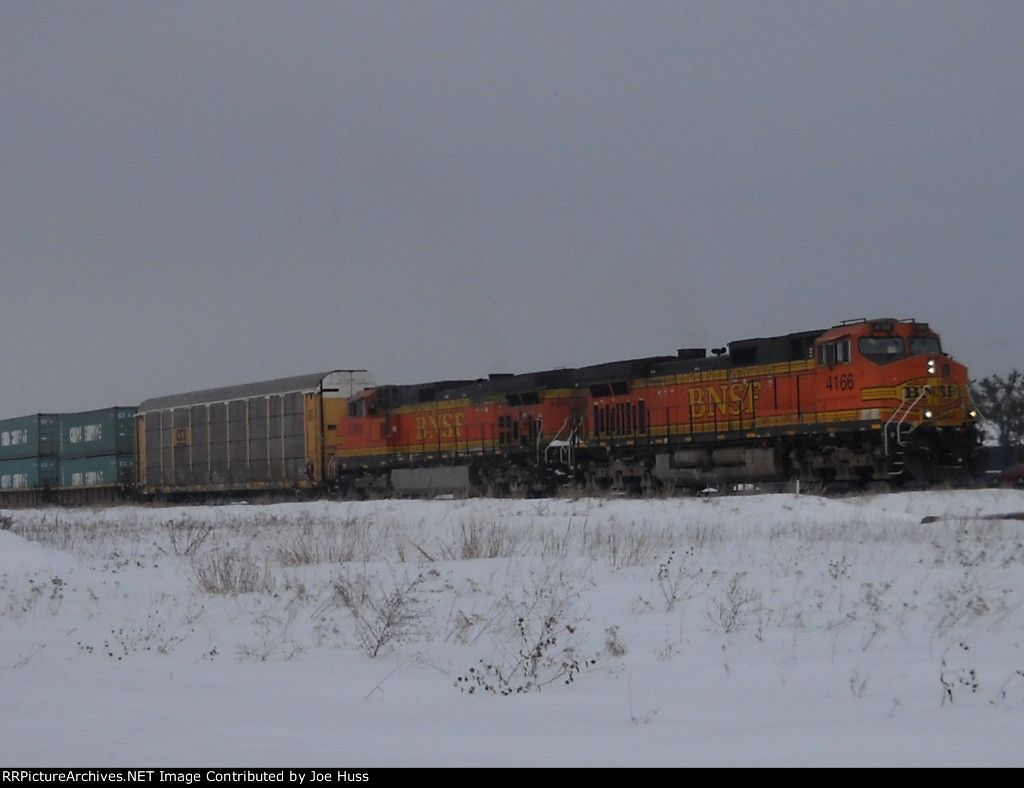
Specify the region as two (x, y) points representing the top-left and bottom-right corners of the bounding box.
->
(927, 358), (937, 375)
(923, 409), (934, 420)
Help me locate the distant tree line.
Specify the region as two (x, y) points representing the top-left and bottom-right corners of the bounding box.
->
(970, 371), (1024, 467)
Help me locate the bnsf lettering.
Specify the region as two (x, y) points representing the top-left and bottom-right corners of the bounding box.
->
(415, 412), (466, 441)
(688, 381), (763, 419)
(905, 385), (959, 399)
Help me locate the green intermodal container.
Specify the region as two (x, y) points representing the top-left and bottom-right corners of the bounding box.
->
(0, 414), (59, 460)
(58, 454), (135, 488)
(58, 407), (137, 459)
(0, 456), (58, 489)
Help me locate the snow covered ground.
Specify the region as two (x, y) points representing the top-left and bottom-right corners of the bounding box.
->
(3, 488), (1024, 767)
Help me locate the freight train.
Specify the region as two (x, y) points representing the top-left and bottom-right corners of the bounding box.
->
(0, 317), (982, 506)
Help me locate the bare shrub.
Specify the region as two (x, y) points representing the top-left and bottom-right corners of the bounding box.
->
(325, 564), (430, 657)
(583, 519), (676, 568)
(933, 570), (998, 637)
(939, 641), (979, 705)
(604, 625), (627, 657)
(10, 512), (146, 557)
(190, 549), (276, 595)
(860, 582), (891, 616)
(990, 669), (1024, 707)
(104, 616), (193, 658)
(829, 555), (852, 580)
(164, 516), (215, 557)
(656, 548), (709, 612)
(949, 527), (991, 569)
(538, 519), (581, 560)
(707, 572), (762, 634)
(440, 518), (524, 560)
(272, 513), (368, 565)
(456, 564), (596, 695)
(237, 609), (305, 662)
(1, 573), (67, 620)
(682, 521), (720, 551)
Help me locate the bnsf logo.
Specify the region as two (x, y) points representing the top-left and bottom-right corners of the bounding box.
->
(687, 381), (763, 418)
(415, 413), (466, 441)
(904, 384), (959, 399)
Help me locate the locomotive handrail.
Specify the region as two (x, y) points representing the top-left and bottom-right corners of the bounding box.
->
(884, 389), (927, 456)
(545, 416), (579, 470)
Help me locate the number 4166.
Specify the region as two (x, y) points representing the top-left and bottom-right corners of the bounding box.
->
(825, 374), (855, 391)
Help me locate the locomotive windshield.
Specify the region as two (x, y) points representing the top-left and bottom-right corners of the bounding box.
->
(859, 337), (904, 362)
(909, 336), (941, 355)
(858, 335), (942, 364)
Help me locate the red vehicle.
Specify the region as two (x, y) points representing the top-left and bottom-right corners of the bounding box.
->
(995, 464), (1024, 486)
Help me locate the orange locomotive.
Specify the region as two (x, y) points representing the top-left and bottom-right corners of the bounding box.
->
(571, 317), (980, 491)
(333, 369), (586, 496)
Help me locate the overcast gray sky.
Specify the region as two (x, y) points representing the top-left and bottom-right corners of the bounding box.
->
(2, 1), (1021, 416)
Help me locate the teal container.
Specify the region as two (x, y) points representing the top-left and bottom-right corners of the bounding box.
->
(0, 414), (59, 460)
(59, 455), (135, 488)
(0, 456), (59, 489)
(58, 407), (137, 459)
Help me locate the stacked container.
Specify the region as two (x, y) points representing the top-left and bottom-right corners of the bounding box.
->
(57, 407), (137, 497)
(0, 414), (60, 492)
(0, 407), (137, 505)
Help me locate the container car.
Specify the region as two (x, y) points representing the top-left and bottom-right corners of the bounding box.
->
(0, 409), (137, 506)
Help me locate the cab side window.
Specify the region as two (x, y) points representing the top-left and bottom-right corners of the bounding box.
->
(817, 339), (850, 366)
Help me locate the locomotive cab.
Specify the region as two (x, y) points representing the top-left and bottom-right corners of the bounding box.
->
(819, 318), (941, 358)
(813, 318), (978, 482)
